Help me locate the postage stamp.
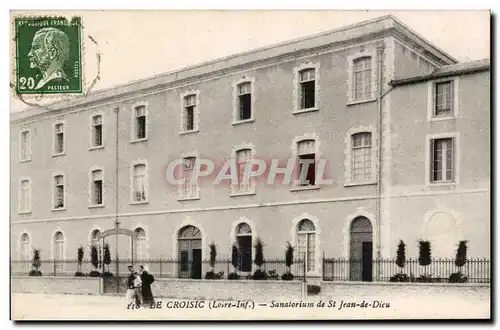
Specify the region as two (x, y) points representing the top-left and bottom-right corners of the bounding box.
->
(14, 16), (83, 95)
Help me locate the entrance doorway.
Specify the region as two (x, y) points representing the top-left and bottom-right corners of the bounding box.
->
(236, 223), (252, 272)
(349, 216), (373, 281)
(178, 225), (202, 279)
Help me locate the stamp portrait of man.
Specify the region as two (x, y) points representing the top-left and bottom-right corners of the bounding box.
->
(27, 27), (71, 90)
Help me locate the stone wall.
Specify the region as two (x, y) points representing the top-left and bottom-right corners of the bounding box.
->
(11, 276), (102, 295)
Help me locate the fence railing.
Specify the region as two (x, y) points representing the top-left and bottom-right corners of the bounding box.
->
(322, 258), (490, 283)
(11, 258), (306, 281)
(12, 257), (490, 283)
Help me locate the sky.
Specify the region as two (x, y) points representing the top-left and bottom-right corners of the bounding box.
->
(9, 10), (490, 112)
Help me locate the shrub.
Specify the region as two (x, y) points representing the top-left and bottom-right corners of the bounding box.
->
(103, 243), (111, 273)
(88, 270), (101, 277)
(449, 272), (468, 283)
(282, 272), (294, 281)
(252, 269), (267, 280)
(205, 271), (224, 280)
(77, 246), (84, 272)
(231, 244), (239, 272)
(254, 238), (264, 270)
(74, 271), (85, 277)
(205, 242), (218, 279)
(418, 240), (432, 277)
(102, 271), (114, 278)
(416, 274), (433, 283)
(282, 242), (294, 280)
(90, 245), (99, 270)
(307, 285), (321, 295)
(389, 273), (410, 282)
(396, 240), (406, 269)
(228, 272), (240, 280)
(30, 249), (42, 276)
(267, 270), (279, 280)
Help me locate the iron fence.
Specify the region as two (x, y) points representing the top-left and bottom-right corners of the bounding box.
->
(11, 258), (306, 281)
(322, 257), (490, 283)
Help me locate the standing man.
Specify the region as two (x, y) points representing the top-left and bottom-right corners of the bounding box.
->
(139, 265), (155, 307)
(126, 265), (136, 306)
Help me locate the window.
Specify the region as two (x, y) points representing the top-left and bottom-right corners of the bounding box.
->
(134, 106), (147, 140)
(236, 223), (252, 272)
(134, 228), (146, 261)
(54, 123), (64, 154)
(91, 115), (103, 147)
(20, 130), (31, 161)
(237, 82), (252, 121)
(180, 157), (198, 199)
(132, 164), (147, 202)
(353, 57), (372, 101)
(183, 94), (197, 132)
(53, 175), (65, 209)
(54, 231), (64, 272)
(19, 179), (31, 213)
(351, 133), (372, 181)
(433, 81), (453, 116)
(235, 149), (252, 193)
(299, 69), (316, 109)
(297, 219), (316, 272)
(90, 170), (103, 205)
(20, 233), (30, 272)
(430, 138), (454, 183)
(297, 140), (316, 186)
(91, 229), (101, 246)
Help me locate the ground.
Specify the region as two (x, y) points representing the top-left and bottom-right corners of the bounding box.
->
(12, 288), (491, 320)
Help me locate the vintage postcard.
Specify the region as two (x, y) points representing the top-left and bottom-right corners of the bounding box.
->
(10, 10), (491, 321)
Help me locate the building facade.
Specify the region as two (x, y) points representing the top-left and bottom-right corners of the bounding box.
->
(11, 16), (490, 280)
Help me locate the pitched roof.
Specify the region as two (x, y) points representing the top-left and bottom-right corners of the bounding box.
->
(390, 58), (490, 86)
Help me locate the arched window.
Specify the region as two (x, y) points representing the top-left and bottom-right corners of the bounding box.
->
(236, 223), (252, 272)
(297, 219), (316, 272)
(20, 233), (31, 273)
(91, 229), (101, 246)
(134, 227), (147, 261)
(54, 231), (64, 272)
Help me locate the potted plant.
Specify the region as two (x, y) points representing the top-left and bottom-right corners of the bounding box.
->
(102, 243), (113, 277)
(228, 244), (240, 280)
(75, 246), (85, 277)
(417, 240), (432, 282)
(205, 243), (219, 279)
(282, 241), (294, 281)
(252, 238), (267, 280)
(449, 240), (468, 283)
(89, 245), (101, 277)
(29, 249), (42, 276)
(390, 240), (409, 282)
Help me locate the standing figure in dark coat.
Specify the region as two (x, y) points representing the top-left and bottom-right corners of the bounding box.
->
(126, 265), (138, 306)
(139, 265), (155, 306)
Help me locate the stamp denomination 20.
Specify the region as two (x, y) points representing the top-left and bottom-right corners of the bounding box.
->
(14, 16), (83, 94)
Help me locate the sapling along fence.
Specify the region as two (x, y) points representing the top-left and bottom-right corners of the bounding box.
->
(11, 258), (306, 281)
(322, 257), (490, 283)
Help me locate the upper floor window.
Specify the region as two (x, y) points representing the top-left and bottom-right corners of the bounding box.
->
(299, 69), (316, 110)
(351, 132), (372, 182)
(297, 140), (316, 186)
(180, 157), (198, 199)
(183, 94), (197, 132)
(53, 175), (65, 209)
(433, 81), (453, 117)
(54, 123), (65, 155)
(19, 179), (31, 213)
(134, 106), (147, 140)
(91, 115), (103, 147)
(237, 82), (252, 121)
(90, 169), (103, 206)
(353, 57), (372, 101)
(132, 163), (147, 202)
(430, 137), (455, 183)
(20, 130), (31, 161)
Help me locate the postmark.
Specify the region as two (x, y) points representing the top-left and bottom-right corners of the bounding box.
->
(14, 16), (83, 95)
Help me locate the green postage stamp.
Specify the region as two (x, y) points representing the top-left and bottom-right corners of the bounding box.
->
(14, 16), (83, 94)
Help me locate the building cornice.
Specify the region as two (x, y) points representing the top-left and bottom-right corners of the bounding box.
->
(11, 15), (457, 125)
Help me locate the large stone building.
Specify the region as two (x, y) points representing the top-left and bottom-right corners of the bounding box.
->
(11, 15), (490, 280)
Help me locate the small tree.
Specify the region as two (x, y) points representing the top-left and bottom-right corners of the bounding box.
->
(209, 242), (217, 272)
(282, 242), (295, 281)
(75, 246), (85, 276)
(90, 245), (99, 271)
(395, 240), (406, 271)
(231, 244), (239, 272)
(103, 243), (111, 274)
(418, 240), (432, 281)
(30, 249), (42, 276)
(254, 238), (264, 271)
(455, 240), (468, 270)
(449, 240), (468, 283)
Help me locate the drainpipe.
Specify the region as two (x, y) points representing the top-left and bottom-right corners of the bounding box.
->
(376, 44), (393, 269)
(114, 106), (120, 280)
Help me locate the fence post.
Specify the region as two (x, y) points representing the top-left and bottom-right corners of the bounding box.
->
(159, 259), (162, 278)
(53, 258), (56, 276)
